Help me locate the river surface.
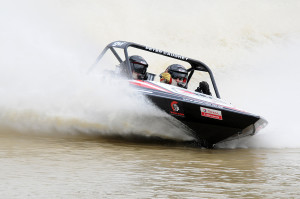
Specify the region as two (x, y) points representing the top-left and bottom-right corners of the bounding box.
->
(1, 131), (299, 199)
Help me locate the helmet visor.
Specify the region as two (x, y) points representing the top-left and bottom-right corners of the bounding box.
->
(171, 71), (188, 79)
(132, 63), (147, 74)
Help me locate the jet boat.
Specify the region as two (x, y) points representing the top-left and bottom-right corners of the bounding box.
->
(91, 41), (267, 148)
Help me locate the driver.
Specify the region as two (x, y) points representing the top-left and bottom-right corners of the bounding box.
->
(129, 55), (148, 80)
(160, 64), (188, 88)
(117, 55), (148, 80)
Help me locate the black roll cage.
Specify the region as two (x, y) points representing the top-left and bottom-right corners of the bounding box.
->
(91, 41), (221, 98)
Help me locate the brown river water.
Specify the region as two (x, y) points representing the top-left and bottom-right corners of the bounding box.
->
(1, 130), (299, 198)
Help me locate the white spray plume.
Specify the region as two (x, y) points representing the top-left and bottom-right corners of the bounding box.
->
(0, 1), (194, 141)
(216, 37), (300, 149)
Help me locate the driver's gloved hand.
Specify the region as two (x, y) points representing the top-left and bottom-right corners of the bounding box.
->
(200, 81), (212, 95)
(195, 81), (212, 96)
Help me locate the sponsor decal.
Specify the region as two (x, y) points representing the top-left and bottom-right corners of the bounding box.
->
(171, 101), (180, 112)
(145, 46), (188, 61)
(112, 41), (126, 47)
(200, 107), (222, 120)
(170, 101), (184, 117)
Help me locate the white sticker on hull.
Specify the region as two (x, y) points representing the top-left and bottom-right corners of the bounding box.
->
(200, 107), (223, 120)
